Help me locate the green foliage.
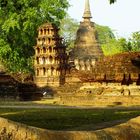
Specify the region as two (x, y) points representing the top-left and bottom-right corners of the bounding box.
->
(59, 15), (79, 53)
(130, 31), (140, 52)
(118, 38), (132, 52)
(0, 0), (69, 73)
(95, 24), (115, 44)
(101, 38), (124, 56)
(109, 0), (117, 4)
(118, 31), (140, 53)
(95, 24), (119, 56)
(101, 31), (140, 56)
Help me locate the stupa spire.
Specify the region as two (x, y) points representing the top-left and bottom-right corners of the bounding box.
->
(83, 0), (92, 21)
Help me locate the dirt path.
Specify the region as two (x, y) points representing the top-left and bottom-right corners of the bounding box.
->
(1, 104), (140, 110)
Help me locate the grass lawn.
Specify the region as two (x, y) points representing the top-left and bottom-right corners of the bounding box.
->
(0, 108), (140, 130)
(0, 98), (60, 106)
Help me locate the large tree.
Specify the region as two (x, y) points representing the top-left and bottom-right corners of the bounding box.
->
(130, 31), (140, 52)
(101, 31), (140, 56)
(59, 15), (79, 53)
(109, 0), (116, 4)
(0, 0), (69, 72)
(120, 31), (140, 52)
(95, 24), (115, 44)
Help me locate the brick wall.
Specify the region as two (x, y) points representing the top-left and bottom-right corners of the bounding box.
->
(75, 52), (140, 83)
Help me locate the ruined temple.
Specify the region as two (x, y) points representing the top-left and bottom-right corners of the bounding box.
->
(64, 0), (140, 92)
(70, 0), (103, 61)
(75, 52), (140, 85)
(33, 0), (140, 92)
(0, 0), (140, 102)
(34, 23), (69, 87)
(33, 0), (140, 89)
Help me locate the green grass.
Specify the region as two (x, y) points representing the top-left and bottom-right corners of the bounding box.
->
(0, 100), (54, 106)
(0, 101), (34, 106)
(0, 108), (140, 130)
(0, 98), (60, 106)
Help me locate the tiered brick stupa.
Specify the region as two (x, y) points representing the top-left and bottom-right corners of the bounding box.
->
(71, 0), (103, 60)
(34, 23), (68, 87)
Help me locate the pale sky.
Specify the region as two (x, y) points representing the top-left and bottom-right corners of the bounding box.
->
(68, 0), (140, 39)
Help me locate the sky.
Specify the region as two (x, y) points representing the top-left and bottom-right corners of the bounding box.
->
(68, 0), (140, 39)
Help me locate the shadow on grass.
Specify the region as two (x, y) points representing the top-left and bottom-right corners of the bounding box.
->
(0, 108), (140, 131)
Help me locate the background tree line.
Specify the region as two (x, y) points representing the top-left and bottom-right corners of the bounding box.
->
(60, 15), (140, 56)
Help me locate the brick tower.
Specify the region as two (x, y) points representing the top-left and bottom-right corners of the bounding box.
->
(34, 22), (68, 87)
(71, 0), (103, 60)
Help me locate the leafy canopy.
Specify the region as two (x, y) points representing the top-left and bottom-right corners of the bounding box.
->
(101, 31), (140, 56)
(59, 15), (79, 53)
(95, 24), (115, 44)
(109, 0), (117, 4)
(0, 0), (69, 72)
(120, 31), (140, 52)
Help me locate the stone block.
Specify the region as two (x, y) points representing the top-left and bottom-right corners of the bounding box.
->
(123, 89), (130, 96)
(129, 88), (140, 96)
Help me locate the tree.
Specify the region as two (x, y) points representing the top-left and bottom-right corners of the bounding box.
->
(0, 0), (69, 73)
(118, 38), (132, 52)
(130, 31), (140, 51)
(95, 24), (115, 44)
(118, 31), (140, 52)
(59, 15), (79, 53)
(109, 0), (117, 4)
(101, 38), (124, 56)
(101, 31), (140, 56)
(95, 24), (118, 56)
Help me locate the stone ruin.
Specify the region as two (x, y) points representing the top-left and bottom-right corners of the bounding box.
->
(70, 0), (103, 61)
(76, 52), (140, 84)
(33, 0), (104, 88)
(34, 23), (69, 87)
(32, 0), (140, 93)
(0, 73), (18, 99)
(0, 0), (140, 100)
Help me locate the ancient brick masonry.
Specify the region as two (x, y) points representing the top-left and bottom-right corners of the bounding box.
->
(70, 0), (103, 61)
(0, 73), (18, 98)
(33, 0), (140, 89)
(34, 23), (69, 87)
(76, 52), (140, 85)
